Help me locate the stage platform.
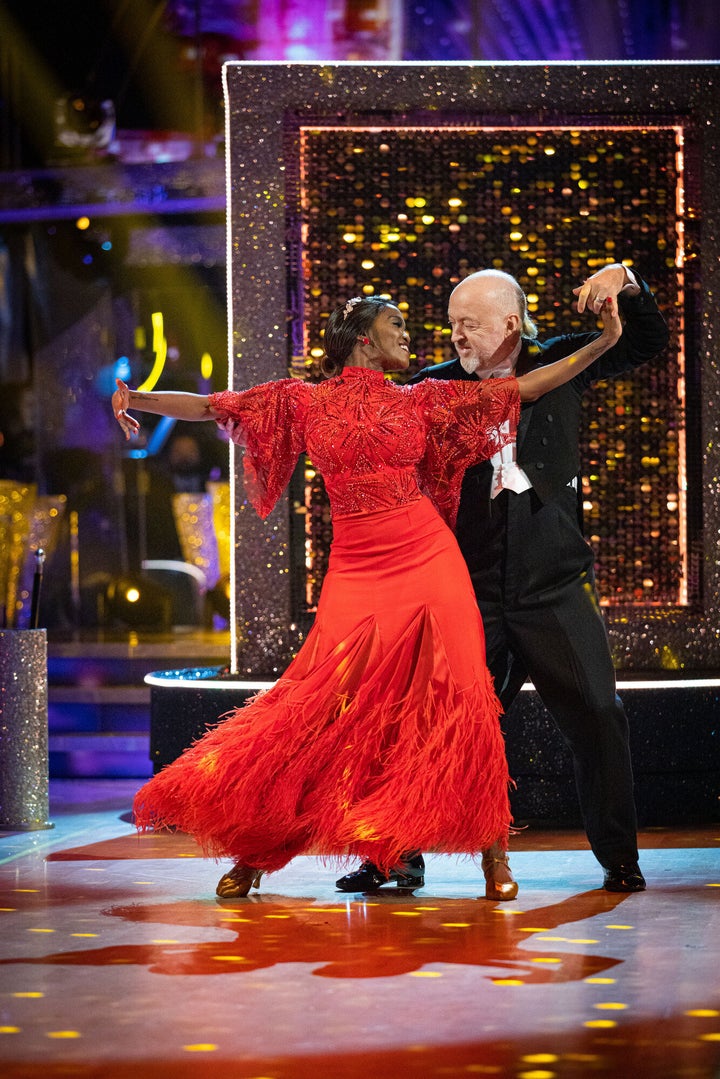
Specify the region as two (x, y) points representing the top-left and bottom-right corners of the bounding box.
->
(0, 778), (718, 1079)
(45, 630), (720, 828)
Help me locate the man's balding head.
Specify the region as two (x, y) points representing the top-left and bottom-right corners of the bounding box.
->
(448, 270), (536, 376)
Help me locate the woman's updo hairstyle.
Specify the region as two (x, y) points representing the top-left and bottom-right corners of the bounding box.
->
(322, 295), (396, 377)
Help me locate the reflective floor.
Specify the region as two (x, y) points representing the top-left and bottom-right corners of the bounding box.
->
(1, 780), (719, 1079)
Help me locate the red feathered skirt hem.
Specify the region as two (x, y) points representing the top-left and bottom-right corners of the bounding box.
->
(133, 496), (512, 875)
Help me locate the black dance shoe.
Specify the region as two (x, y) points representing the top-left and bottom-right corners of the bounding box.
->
(336, 853), (425, 892)
(602, 864), (647, 893)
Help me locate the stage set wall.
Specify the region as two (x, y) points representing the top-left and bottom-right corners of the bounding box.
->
(149, 62), (720, 825)
(221, 60), (720, 674)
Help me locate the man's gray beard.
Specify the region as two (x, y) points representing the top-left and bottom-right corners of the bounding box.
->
(459, 356), (481, 374)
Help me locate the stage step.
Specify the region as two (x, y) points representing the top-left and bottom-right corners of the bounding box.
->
(46, 632), (231, 779)
(48, 685), (153, 778)
(48, 731), (152, 779)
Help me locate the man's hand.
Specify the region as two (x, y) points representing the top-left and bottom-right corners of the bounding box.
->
(573, 263), (640, 314)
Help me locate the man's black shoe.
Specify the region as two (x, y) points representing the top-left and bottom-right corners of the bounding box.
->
(603, 864), (646, 893)
(336, 854), (425, 892)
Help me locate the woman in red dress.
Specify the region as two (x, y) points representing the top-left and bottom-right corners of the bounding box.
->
(113, 295), (620, 900)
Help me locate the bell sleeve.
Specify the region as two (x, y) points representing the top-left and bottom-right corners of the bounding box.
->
(209, 380), (311, 519)
(412, 377), (520, 529)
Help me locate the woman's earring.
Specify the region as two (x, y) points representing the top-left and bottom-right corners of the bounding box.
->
(361, 336), (370, 345)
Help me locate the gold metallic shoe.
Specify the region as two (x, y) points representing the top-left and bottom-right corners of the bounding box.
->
(216, 864), (264, 899)
(482, 843), (519, 901)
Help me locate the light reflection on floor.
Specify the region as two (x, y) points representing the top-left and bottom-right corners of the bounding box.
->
(0, 780), (719, 1078)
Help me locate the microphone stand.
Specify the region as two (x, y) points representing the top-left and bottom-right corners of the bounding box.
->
(30, 547), (45, 629)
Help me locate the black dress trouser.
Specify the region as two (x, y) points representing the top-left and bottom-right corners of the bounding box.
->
(460, 484), (640, 871)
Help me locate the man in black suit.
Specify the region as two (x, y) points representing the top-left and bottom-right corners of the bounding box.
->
(336, 263), (669, 897)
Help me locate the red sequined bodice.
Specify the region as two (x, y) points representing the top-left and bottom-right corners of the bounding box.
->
(210, 366), (519, 528)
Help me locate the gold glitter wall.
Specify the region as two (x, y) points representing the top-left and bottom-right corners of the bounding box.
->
(224, 61), (719, 673)
(296, 124), (684, 610)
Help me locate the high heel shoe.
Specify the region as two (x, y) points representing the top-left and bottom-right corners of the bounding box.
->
(216, 864), (264, 899)
(482, 843), (519, 901)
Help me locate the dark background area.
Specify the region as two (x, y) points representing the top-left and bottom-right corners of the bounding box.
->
(2, 2), (720, 170)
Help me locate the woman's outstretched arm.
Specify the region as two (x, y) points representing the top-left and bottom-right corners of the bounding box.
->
(112, 378), (216, 440)
(516, 298), (622, 402)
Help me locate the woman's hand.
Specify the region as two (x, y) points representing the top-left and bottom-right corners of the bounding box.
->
(112, 378), (140, 441)
(516, 297), (623, 402)
(598, 295), (622, 345)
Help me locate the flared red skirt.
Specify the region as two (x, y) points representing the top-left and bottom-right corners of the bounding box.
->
(133, 496), (512, 874)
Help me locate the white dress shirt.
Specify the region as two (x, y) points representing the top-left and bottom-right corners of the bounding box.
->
(473, 362), (531, 499)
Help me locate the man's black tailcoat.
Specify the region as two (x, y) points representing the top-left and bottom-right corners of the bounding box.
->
(411, 276), (670, 867)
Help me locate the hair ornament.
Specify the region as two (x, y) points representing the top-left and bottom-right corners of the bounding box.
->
(342, 297), (363, 320)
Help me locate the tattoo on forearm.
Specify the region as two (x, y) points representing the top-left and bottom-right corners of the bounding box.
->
(130, 392), (160, 402)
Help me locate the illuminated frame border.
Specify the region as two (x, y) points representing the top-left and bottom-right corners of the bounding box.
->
(222, 60), (720, 675)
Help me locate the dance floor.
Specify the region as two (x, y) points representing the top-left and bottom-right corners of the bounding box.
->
(0, 780), (719, 1079)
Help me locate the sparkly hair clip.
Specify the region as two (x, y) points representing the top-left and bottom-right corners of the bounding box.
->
(342, 297), (363, 320)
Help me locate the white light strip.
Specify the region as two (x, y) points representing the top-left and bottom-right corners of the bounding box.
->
(674, 125), (688, 606)
(231, 60), (716, 69)
(144, 673), (720, 692)
(614, 679), (720, 691)
(552, 678), (720, 691)
(144, 673), (275, 691)
(222, 64), (238, 675)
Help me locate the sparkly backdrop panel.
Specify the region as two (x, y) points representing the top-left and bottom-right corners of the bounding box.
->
(224, 61), (720, 671)
(0, 629), (51, 830)
(224, 78), (298, 674)
(298, 124), (683, 609)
